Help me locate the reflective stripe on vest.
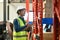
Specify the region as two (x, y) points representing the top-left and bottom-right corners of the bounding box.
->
(13, 18), (27, 40)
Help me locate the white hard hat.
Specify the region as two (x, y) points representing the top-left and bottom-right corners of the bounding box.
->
(17, 6), (25, 11)
(16, 6), (25, 14)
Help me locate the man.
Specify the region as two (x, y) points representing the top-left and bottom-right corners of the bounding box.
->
(6, 22), (13, 40)
(13, 7), (32, 40)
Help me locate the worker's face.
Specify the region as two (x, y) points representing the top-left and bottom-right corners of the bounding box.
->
(19, 9), (26, 16)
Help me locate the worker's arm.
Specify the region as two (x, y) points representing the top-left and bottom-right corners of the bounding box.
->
(24, 23), (32, 31)
(13, 19), (29, 32)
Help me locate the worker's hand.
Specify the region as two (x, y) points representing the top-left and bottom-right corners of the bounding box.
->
(26, 22), (33, 27)
(27, 24), (32, 27)
(24, 23), (32, 31)
(24, 22), (33, 31)
(27, 24), (32, 31)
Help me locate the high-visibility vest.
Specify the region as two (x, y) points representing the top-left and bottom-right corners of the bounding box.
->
(13, 18), (27, 40)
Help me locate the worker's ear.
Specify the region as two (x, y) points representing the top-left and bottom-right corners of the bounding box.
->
(18, 11), (21, 15)
(18, 11), (21, 14)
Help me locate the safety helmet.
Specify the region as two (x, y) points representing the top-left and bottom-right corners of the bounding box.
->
(17, 6), (25, 14)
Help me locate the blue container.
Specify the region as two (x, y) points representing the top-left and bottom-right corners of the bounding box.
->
(42, 18), (53, 24)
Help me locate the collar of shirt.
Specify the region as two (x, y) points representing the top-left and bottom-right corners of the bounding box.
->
(18, 16), (24, 20)
(18, 15), (24, 18)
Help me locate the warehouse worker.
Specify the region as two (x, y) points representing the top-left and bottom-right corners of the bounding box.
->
(13, 7), (32, 40)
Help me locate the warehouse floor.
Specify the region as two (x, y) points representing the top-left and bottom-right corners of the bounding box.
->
(43, 32), (53, 40)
